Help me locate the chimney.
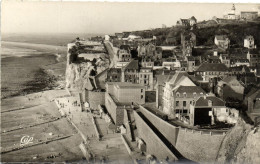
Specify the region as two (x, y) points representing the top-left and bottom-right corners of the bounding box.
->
(208, 100), (212, 107)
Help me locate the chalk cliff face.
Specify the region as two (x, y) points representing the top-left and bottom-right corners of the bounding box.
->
(65, 52), (109, 91)
(216, 118), (260, 164)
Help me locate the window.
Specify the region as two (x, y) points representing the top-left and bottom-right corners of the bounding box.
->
(144, 80), (147, 84)
(183, 101), (186, 107)
(141, 95), (143, 99)
(183, 92), (187, 97)
(144, 75), (147, 78)
(176, 101), (179, 107)
(141, 89), (143, 93)
(176, 92), (180, 97)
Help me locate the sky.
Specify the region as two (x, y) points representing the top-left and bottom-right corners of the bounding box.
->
(1, 1), (260, 35)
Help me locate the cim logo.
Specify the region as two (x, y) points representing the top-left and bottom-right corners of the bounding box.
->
(20, 135), (33, 146)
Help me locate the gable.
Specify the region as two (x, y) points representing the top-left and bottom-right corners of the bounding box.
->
(175, 76), (196, 87)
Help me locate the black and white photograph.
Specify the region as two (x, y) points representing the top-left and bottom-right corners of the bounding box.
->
(1, 0), (260, 163)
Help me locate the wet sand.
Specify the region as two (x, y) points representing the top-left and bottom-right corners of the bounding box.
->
(1, 42), (67, 99)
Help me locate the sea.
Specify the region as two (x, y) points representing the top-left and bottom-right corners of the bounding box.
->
(1, 33), (103, 99)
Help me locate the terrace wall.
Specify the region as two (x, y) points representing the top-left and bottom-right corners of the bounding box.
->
(134, 111), (178, 162)
(136, 106), (226, 162)
(138, 106), (179, 146)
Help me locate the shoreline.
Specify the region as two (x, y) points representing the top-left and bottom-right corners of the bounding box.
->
(1, 43), (67, 100)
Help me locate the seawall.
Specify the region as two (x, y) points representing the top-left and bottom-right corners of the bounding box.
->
(136, 105), (226, 162)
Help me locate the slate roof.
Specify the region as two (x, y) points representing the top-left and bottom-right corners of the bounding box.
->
(215, 35), (229, 41)
(155, 75), (172, 87)
(196, 63), (228, 72)
(245, 35), (254, 40)
(248, 49), (260, 54)
(167, 71), (190, 84)
(120, 45), (131, 51)
(229, 65), (250, 73)
(173, 86), (206, 98)
(195, 96), (225, 107)
(124, 60), (139, 70)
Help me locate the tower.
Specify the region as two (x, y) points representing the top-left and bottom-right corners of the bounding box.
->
(231, 4), (236, 14)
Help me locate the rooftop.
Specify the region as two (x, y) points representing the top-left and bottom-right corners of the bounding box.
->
(173, 86), (206, 98)
(124, 60), (139, 70)
(115, 82), (145, 89)
(215, 35), (229, 40)
(195, 96), (225, 107)
(196, 63), (228, 72)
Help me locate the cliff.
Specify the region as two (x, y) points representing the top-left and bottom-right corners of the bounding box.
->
(216, 118), (260, 164)
(65, 48), (109, 91)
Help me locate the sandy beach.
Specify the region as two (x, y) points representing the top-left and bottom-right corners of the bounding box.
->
(1, 41), (67, 99)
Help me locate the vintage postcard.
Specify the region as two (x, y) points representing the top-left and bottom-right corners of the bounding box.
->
(1, 0), (260, 163)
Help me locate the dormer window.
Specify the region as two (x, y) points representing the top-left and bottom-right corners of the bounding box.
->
(208, 100), (212, 107)
(200, 92), (204, 96)
(193, 92), (197, 97)
(183, 92), (187, 97)
(176, 92), (180, 97)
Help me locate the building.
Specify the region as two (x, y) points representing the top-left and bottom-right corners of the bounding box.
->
(117, 49), (132, 62)
(195, 63), (229, 82)
(172, 86), (206, 120)
(115, 33), (124, 40)
(185, 56), (196, 72)
(216, 76), (244, 101)
(137, 43), (162, 60)
(140, 57), (154, 68)
(230, 59), (250, 67)
(190, 96), (227, 126)
(139, 68), (153, 91)
(176, 16), (197, 26)
(244, 35), (255, 49)
(214, 35), (230, 49)
(106, 68), (121, 82)
(182, 42), (193, 57)
(223, 4), (240, 20)
(162, 71), (199, 116)
(241, 11), (258, 20)
(155, 74), (174, 109)
(247, 49), (260, 67)
(244, 88), (260, 121)
(121, 60), (139, 83)
(228, 65), (250, 75)
(105, 82), (145, 126)
(219, 54), (231, 68)
(181, 32), (196, 48)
